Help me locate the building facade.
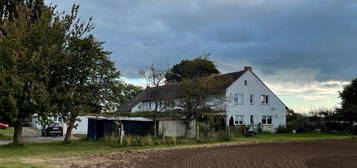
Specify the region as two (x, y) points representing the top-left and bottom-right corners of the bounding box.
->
(119, 66), (287, 132)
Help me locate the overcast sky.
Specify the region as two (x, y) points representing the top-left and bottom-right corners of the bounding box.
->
(47, 0), (357, 113)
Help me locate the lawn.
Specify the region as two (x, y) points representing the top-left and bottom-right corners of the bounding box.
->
(0, 128), (13, 140)
(0, 132), (356, 168)
(232, 132), (357, 142)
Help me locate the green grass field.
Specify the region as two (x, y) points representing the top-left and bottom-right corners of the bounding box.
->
(233, 132), (357, 142)
(0, 128), (13, 141)
(0, 132), (356, 168)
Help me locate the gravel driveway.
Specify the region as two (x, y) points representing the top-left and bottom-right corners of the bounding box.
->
(0, 127), (78, 145)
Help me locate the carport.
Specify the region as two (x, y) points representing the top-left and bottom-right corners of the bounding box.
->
(87, 117), (154, 140)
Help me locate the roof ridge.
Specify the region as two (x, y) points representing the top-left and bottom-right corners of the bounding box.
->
(216, 69), (247, 76)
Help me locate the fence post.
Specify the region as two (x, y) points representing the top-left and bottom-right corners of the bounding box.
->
(162, 126), (165, 141)
(227, 125), (231, 137)
(196, 124), (200, 140)
(119, 123), (124, 145)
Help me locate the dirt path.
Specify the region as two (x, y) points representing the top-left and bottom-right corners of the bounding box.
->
(69, 139), (357, 168)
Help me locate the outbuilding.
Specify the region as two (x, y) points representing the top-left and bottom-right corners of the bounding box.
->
(87, 117), (154, 140)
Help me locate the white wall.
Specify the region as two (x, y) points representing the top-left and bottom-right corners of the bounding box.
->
(32, 115), (92, 135)
(62, 116), (89, 135)
(225, 71), (286, 131)
(158, 120), (196, 138)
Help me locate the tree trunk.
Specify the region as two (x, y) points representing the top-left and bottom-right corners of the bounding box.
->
(185, 119), (191, 138)
(153, 100), (159, 137)
(64, 116), (76, 144)
(13, 122), (24, 145)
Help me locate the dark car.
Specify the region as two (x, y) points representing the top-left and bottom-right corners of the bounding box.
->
(42, 122), (63, 136)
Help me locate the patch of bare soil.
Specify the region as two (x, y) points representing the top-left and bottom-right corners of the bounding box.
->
(54, 139), (357, 168)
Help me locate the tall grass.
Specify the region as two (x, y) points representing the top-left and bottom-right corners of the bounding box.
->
(104, 135), (204, 146)
(103, 133), (235, 147)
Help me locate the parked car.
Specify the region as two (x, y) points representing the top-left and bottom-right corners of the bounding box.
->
(42, 122), (63, 136)
(0, 123), (9, 129)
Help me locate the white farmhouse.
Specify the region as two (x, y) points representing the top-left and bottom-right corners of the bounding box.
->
(119, 66), (287, 132)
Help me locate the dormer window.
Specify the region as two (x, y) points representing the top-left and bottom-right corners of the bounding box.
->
(244, 80), (248, 86)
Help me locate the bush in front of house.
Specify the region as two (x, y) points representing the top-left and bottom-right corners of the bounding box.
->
(276, 123), (297, 133)
(276, 125), (289, 133)
(215, 130), (232, 141)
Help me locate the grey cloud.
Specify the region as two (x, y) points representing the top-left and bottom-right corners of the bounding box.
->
(48, 0), (357, 80)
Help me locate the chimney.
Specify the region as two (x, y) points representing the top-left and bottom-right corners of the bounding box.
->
(244, 66), (252, 71)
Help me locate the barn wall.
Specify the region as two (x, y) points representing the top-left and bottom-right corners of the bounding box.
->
(158, 120), (196, 138)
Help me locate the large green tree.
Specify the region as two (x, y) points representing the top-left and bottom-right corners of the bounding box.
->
(0, 5), (65, 144)
(0, 3), (122, 144)
(0, 0), (44, 24)
(338, 77), (357, 123)
(59, 33), (121, 143)
(43, 6), (121, 143)
(165, 56), (220, 83)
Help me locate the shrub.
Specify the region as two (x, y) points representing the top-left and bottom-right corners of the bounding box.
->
(276, 125), (289, 133)
(295, 116), (314, 132)
(168, 136), (177, 145)
(123, 136), (133, 146)
(104, 136), (119, 146)
(257, 123), (263, 133)
(215, 130), (232, 142)
(143, 136), (153, 146)
(286, 122), (296, 132)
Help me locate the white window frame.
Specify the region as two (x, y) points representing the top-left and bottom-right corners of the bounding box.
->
(234, 94), (244, 105)
(244, 80), (248, 86)
(234, 115), (244, 125)
(261, 115), (272, 125)
(261, 95), (269, 104)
